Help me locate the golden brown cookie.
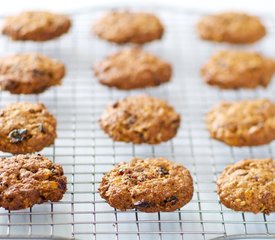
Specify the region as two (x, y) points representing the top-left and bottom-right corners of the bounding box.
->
(0, 102), (57, 154)
(0, 53), (65, 94)
(99, 157), (193, 212)
(201, 50), (275, 89)
(94, 48), (172, 90)
(0, 154), (67, 210)
(2, 11), (71, 41)
(217, 159), (275, 214)
(197, 12), (266, 44)
(93, 11), (164, 44)
(205, 99), (275, 147)
(99, 95), (180, 144)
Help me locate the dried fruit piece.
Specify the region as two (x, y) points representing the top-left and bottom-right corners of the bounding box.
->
(8, 129), (28, 143)
(37, 123), (45, 133)
(134, 201), (155, 208)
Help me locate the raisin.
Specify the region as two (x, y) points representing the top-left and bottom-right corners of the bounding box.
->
(38, 123), (46, 133)
(126, 115), (137, 126)
(58, 180), (67, 191)
(118, 168), (125, 175)
(8, 129), (28, 143)
(162, 196), (178, 205)
(118, 168), (132, 175)
(158, 167), (169, 176)
(134, 201), (155, 208)
(32, 69), (46, 77)
(112, 102), (119, 108)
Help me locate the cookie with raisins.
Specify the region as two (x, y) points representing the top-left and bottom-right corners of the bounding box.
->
(99, 157), (193, 212)
(99, 95), (180, 144)
(0, 53), (65, 94)
(217, 158), (275, 214)
(0, 154), (66, 210)
(0, 102), (56, 154)
(2, 11), (71, 41)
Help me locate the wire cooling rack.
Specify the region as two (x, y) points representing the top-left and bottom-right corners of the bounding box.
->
(0, 5), (274, 240)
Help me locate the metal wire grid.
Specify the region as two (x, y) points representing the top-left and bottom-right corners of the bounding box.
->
(0, 6), (274, 240)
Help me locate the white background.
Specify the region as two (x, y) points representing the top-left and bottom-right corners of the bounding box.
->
(0, 0), (274, 16)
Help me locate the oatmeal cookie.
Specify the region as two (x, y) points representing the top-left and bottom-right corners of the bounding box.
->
(99, 157), (193, 212)
(99, 95), (180, 144)
(217, 159), (275, 214)
(94, 48), (172, 89)
(197, 12), (266, 44)
(2, 11), (71, 41)
(0, 53), (65, 94)
(205, 99), (275, 146)
(0, 154), (66, 210)
(201, 50), (275, 89)
(93, 11), (164, 44)
(0, 102), (57, 154)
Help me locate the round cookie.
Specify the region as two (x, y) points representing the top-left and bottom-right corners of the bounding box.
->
(0, 154), (67, 210)
(99, 157), (193, 212)
(2, 11), (71, 41)
(94, 48), (172, 90)
(0, 53), (65, 94)
(93, 11), (164, 44)
(205, 99), (275, 147)
(99, 95), (180, 144)
(201, 50), (275, 89)
(0, 102), (57, 154)
(217, 159), (275, 214)
(197, 12), (266, 44)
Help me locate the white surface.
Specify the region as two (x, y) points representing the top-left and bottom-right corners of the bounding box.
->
(0, 0), (275, 15)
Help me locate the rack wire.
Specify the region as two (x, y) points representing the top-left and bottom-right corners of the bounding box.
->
(0, 5), (274, 240)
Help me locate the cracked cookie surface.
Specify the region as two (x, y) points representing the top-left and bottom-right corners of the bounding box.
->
(2, 11), (71, 41)
(205, 99), (275, 146)
(99, 95), (180, 144)
(0, 53), (65, 94)
(99, 157), (193, 212)
(94, 48), (172, 90)
(0, 154), (67, 210)
(0, 102), (57, 154)
(93, 11), (164, 44)
(217, 159), (275, 214)
(201, 50), (275, 89)
(197, 12), (266, 44)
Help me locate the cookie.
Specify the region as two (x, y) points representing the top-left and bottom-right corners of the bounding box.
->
(197, 12), (266, 44)
(0, 154), (66, 210)
(201, 50), (275, 89)
(205, 99), (275, 146)
(2, 11), (71, 41)
(94, 48), (172, 90)
(0, 102), (57, 154)
(93, 11), (164, 44)
(0, 53), (65, 94)
(99, 95), (180, 144)
(99, 157), (193, 212)
(217, 159), (275, 214)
